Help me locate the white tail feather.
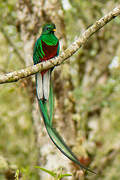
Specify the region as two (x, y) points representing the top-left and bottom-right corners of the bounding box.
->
(36, 72), (43, 100)
(43, 70), (50, 100)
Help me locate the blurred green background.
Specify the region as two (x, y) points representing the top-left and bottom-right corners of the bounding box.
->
(0, 0), (120, 179)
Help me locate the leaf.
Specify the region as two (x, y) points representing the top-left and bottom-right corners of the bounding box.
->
(34, 166), (56, 177)
(15, 169), (20, 180)
(58, 173), (72, 179)
(35, 166), (72, 179)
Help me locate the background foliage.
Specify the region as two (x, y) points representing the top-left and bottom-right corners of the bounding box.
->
(0, 0), (120, 179)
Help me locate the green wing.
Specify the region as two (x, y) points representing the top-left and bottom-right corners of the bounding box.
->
(33, 37), (45, 64)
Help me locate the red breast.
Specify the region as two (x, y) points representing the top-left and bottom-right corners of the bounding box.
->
(41, 40), (58, 61)
(40, 41), (58, 75)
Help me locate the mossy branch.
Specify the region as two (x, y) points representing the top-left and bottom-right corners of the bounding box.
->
(0, 6), (120, 84)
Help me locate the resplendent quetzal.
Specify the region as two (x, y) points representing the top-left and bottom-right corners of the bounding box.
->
(33, 23), (95, 174)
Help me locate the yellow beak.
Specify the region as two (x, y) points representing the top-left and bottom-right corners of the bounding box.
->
(53, 29), (56, 32)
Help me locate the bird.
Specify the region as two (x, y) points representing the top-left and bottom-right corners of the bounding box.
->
(33, 23), (96, 174)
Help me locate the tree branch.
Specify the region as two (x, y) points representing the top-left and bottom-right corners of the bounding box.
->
(0, 6), (120, 84)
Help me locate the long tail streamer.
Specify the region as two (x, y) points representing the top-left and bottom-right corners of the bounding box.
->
(38, 84), (96, 174)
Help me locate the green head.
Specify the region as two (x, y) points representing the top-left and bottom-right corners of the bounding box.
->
(42, 23), (56, 35)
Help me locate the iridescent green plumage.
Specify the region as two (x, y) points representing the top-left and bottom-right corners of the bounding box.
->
(39, 91), (96, 174)
(33, 24), (95, 174)
(33, 23), (59, 65)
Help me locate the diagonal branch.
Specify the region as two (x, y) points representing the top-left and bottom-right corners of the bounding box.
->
(0, 6), (120, 84)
